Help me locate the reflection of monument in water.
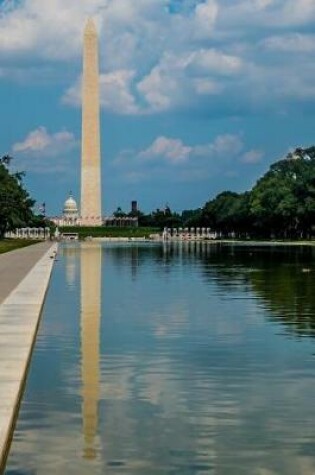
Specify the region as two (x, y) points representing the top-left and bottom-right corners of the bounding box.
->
(80, 242), (102, 459)
(63, 243), (79, 286)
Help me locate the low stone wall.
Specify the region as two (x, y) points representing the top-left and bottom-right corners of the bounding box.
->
(0, 242), (58, 470)
(5, 227), (51, 240)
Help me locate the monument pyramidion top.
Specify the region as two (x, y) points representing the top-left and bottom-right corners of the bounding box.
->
(84, 17), (97, 36)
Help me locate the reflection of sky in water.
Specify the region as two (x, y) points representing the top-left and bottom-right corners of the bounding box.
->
(5, 243), (315, 475)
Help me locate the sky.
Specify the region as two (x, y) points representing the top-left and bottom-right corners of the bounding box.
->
(0, 0), (315, 216)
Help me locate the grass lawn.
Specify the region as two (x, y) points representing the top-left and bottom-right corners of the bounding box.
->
(0, 239), (40, 255)
(59, 226), (160, 239)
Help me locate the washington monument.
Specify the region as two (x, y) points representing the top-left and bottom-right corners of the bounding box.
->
(81, 18), (102, 225)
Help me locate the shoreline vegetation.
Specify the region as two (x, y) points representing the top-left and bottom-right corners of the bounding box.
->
(59, 226), (160, 240)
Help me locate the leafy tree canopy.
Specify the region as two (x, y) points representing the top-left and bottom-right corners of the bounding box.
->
(188, 147), (315, 239)
(0, 156), (42, 238)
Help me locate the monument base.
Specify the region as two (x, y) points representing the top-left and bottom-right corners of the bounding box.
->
(80, 219), (103, 227)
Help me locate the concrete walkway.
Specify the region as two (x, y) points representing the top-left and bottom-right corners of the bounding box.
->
(0, 242), (53, 304)
(0, 241), (58, 471)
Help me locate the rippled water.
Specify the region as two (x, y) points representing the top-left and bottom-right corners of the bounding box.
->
(5, 242), (315, 474)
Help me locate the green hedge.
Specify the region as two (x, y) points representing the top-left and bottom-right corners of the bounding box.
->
(59, 226), (160, 239)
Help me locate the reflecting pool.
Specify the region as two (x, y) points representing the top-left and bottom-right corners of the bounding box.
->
(5, 242), (315, 474)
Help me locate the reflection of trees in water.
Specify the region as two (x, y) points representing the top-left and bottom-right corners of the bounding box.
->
(107, 242), (315, 338)
(103, 244), (177, 277)
(247, 260), (315, 338)
(196, 244), (315, 338)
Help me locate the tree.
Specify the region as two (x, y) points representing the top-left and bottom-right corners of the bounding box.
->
(0, 155), (13, 166)
(190, 146), (315, 239)
(113, 206), (127, 218)
(200, 191), (251, 237)
(0, 157), (36, 238)
(250, 148), (315, 238)
(182, 209), (203, 227)
(137, 206), (183, 229)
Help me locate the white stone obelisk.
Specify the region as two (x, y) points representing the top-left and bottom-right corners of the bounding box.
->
(81, 18), (102, 225)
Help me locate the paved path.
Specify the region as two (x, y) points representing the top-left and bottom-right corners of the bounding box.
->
(0, 241), (58, 472)
(0, 242), (53, 305)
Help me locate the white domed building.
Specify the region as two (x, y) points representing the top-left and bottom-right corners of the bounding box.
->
(52, 193), (81, 227)
(63, 194), (79, 223)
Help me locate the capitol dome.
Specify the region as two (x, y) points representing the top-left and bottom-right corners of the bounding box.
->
(63, 193), (79, 217)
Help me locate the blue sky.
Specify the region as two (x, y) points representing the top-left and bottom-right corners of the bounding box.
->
(0, 0), (315, 216)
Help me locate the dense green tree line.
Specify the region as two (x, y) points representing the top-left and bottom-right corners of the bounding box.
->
(113, 204), (183, 229)
(126, 146), (315, 238)
(196, 146), (315, 239)
(0, 156), (46, 238)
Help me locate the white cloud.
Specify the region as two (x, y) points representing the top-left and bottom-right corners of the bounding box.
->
(281, 0), (315, 27)
(133, 134), (244, 166)
(194, 0), (218, 39)
(61, 78), (81, 106)
(139, 137), (193, 164)
(263, 34), (315, 53)
(114, 133), (257, 183)
(63, 45), (242, 115)
(0, 0), (106, 59)
(137, 62), (178, 113)
(13, 127), (51, 153)
(189, 49), (243, 76)
(221, 0), (315, 28)
(0, 0), (240, 118)
(0, 0), (176, 62)
(11, 126), (78, 175)
(1, 0), (315, 115)
(63, 70), (140, 114)
(192, 134), (244, 158)
(246, 61), (315, 103)
(240, 149), (264, 164)
(1, 0), (313, 63)
(100, 70), (139, 114)
(136, 49), (243, 113)
(194, 78), (222, 95)
(12, 126), (77, 156)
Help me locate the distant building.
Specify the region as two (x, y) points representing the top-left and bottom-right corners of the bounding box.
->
(52, 193), (80, 227)
(63, 194), (79, 222)
(131, 201), (138, 214)
(51, 193), (138, 228)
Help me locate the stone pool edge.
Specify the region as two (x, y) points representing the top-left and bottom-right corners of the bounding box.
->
(0, 243), (58, 473)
